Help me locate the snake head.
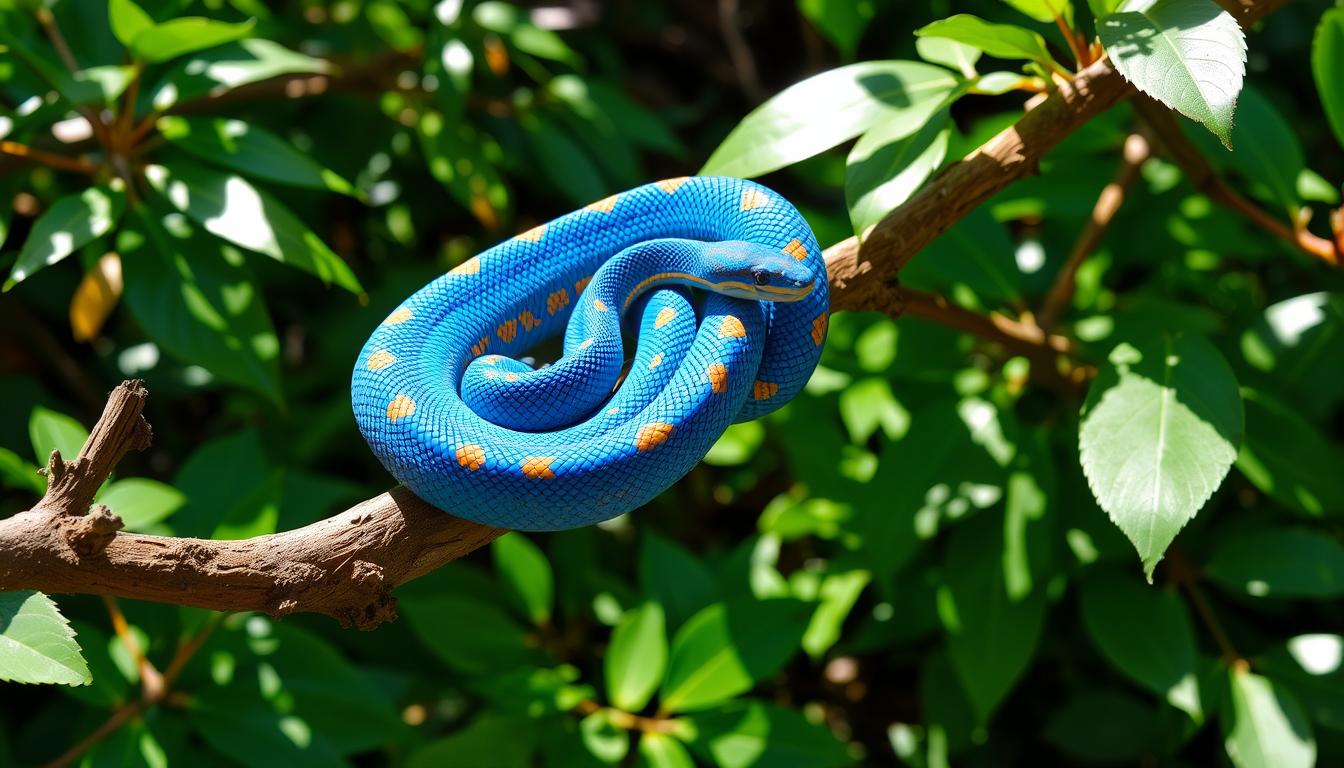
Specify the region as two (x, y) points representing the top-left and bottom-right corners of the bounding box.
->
(711, 241), (817, 302)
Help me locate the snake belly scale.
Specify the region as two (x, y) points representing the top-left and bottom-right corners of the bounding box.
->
(352, 176), (828, 530)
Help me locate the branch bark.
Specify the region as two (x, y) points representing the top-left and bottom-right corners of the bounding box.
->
(0, 0), (1289, 628)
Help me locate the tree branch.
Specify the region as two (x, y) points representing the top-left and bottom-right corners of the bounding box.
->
(0, 0), (1289, 629)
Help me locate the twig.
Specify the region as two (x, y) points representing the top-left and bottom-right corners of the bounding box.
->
(1038, 132), (1150, 330)
(717, 0), (763, 102)
(1135, 97), (1341, 268)
(1167, 548), (1244, 668)
(0, 141), (99, 176)
(102, 596), (164, 700)
(32, 8), (114, 152)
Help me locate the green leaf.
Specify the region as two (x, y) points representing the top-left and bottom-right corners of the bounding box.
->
(472, 1), (580, 67)
(1204, 528), (1344, 599)
(838, 377), (909, 444)
(915, 37), (980, 75)
(1046, 689), (1162, 763)
(120, 209), (282, 403)
(95, 478), (186, 532)
(1240, 293), (1344, 418)
(701, 61), (960, 178)
(172, 429), (268, 537)
(846, 109), (951, 236)
(639, 533), (718, 630)
(1257, 635), (1344, 731)
(797, 0), (877, 59)
(605, 602), (667, 712)
(0, 591), (91, 686)
(1313, 7), (1344, 150)
(683, 701), (853, 768)
(29, 406), (88, 465)
(129, 17), (256, 63)
(802, 568), (870, 658)
(1097, 0), (1246, 148)
(108, 0), (154, 47)
(1003, 0), (1074, 25)
(146, 162), (361, 293)
(5, 185), (125, 290)
(409, 716), (534, 768)
(419, 112), (510, 230)
(637, 733), (696, 768)
(937, 513), (1046, 722)
(1079, 335), (1243, 579)
(703, 421), (766, 466)
(660, 599), (811, 713)
(1236, 389), (1344, 518)
(0, 448), (43, 494)
(492, 533), (554, 626)
(520, 112), (607, 207)
(158, 116), (357, 197)
(915, 14), (1057, 67)
(1079, 569), (1203, 719)
(1218, 87), (1302, 215)
(148, 39), (326, 110)
(400, 592), (545, 675)
(580, 709), (628, 765)
(1223, 669), (1316, 768)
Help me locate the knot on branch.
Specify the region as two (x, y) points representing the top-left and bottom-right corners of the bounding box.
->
(264, 559), (395, 630)
(63, 504), (123, 557)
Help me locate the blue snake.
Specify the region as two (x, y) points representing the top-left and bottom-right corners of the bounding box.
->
(351, 176), (828, 530)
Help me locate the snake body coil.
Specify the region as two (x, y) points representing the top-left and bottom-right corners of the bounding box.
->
(352, 176), (828, 530)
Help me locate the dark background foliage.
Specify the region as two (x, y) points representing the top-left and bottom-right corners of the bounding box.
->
(2, 0), (1344, 766)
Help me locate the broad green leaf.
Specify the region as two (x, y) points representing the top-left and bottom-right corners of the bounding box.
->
(1237, 389), (1344, 517)
(400, 593), (545, 675)
(937, 513), (1046, 722)
(660, 599), (811, 713)
(1045, 689), (1162, 763)
(0, 448), (43, 494)
(1079, 335), (1243, 579)
(1314, 8), (1344, 150)
(520, 112), (607, 207)
(1079, 569), (1203, 719)
(915, 36), (980, 75)
(1098, 0), (1246, 147)
(146, 162), (361, 293)
(29, 406), (88, 465)
(637, 733), (696, 768)
(1204, 528), (1344, 599)
(1003, 431), (1056, 601)
(797, 0), (877, 59)
(120, 210), (282, 403)
(1003, 0), (1074, 26)
(549, 77), (684, 156)
(5, 185), (125, 290)
(1240, 293), (1344, 418)
(902, 207), (1021, 305)
(190, 687), (344, 768)
(683, 701), (853, 768)
(172, 429), (268, 537)
(639, 533), (718, 630)
(701, 61), (960, 178)
(0, 591), (91, 686)
(1257, 635), (1344, 731)
(580, 709), (628, 764)
(492, 533), (554, 626)
(1218, 87), (1302, 215)
(802, 568), (869, 658)
(473, 1), (581, 67)
(1223, 669), (1315, 768)
(846, 109), (951, 236)
(838, 377), (909, 443)
(148, 39), (326, 109)
(158, 117), (357, 196)
(95, 478), (186, 532)
(419, 112), (510, 230)
(129, 17), (256, 63)
(915, 15), (1057, 67)
(605, 602), (667, 712)
(703, 421), (765, 466)
(211, 469), (282, 539)
(408, 716), (534, 768)
(108, 0), (153, 47)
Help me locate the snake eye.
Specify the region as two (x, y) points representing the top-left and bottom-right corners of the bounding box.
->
(751, 270), (770, 286)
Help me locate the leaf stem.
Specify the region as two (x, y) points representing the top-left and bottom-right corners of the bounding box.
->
(1167, 548), (1244, 667)
(0, 141), (99, 175)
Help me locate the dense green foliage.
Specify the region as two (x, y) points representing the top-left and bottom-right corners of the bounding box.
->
(2, 0), (1344, 765)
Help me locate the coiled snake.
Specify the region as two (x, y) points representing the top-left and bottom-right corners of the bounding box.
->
(352, 176), (829, 530)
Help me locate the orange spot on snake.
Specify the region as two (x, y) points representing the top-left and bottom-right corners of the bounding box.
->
(456, 444), (485, 471)
(753, 381), (779, 400)
(519, 310), (542, 331)
(505, 373), (520, 382)
(740, 188), (771, 210)
(366, 350), (396, 370)
(575, 275), (592, 294)
(521, 456), (556, 479)
(547, 288), (570, 316)
(383, 307), (412, 325)
(811, 313), (828, 346)
(386, 395), (415, 421)
(472, 337), (490, 356)
(782, 238), (808, 261)
(719, 315), (746, 338)
(497, 319), (518, 343)
(655, 307), (677, 328)
(482, 355), (501, 365)
(594, 298), (609, 311)
(649, 353), (663, 369)
(516, 224), (547, 242)
(635, 423), (674, 452)
(707, 363), (728, 394)
(585, 194), (619, 213)
(656, 177), (689, 194)
(451, 258), (481, 275)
